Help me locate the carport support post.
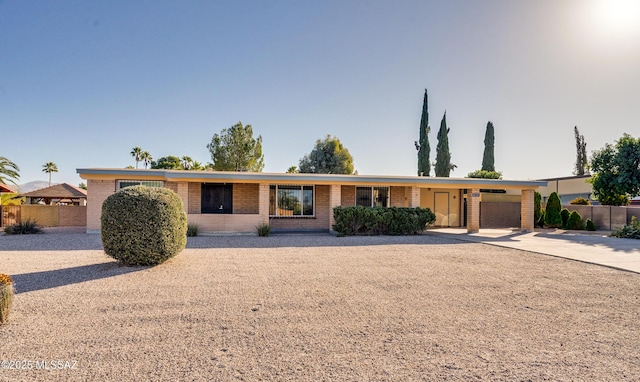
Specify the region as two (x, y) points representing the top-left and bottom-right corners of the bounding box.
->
(258, 183), (270, 226)
(467, 188), (480, 233)
(408, 186), (421, 208)
(520, 189), (535, 232)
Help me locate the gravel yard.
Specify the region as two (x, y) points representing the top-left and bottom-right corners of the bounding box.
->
(1, 232), (639, 381)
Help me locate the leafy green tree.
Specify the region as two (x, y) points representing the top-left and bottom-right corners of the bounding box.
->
(191, 161), (204, 171)
(573, 126), (588, 176)
(0, 156), (20, 186)
(299, 135), (355, 174)
(151, 156), (182, 170)
(286, 166), (298, 173)
(130, 147), (143, 169)
(544, 192), (563, 228)
(466, 170), (502, 179)
(140, 151), (152, 169)
(589, 133), (640, 205)
(207, 121), (264, 172)
(42, 161), (58, 186)
(434, 112), (456, 177)
(414, 89), (431, 176)
(79, 182), (87, 190)
(482, 121), (495, 172)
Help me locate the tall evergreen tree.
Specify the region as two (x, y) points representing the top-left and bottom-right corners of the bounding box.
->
(434, 112), (456, 177)
(573, 126), (588, 176)
(481, 121), (495, 172)
(414, 89), (430, 176)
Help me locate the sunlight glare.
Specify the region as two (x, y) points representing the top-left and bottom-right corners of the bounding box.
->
(591, 0), (640, 37)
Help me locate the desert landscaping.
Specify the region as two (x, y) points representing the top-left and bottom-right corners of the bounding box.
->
(1, 231), (639, 381)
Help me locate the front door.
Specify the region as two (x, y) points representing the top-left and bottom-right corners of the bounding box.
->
(434, 192), (450, 226)
(201, 184), (233, 214)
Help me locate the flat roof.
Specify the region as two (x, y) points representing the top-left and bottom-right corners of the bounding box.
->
(77, 168), (547, 190)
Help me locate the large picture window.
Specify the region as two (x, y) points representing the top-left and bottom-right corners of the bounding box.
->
(118, 180), (164, 189)
(356, 186), (389, 207)
(269, 185), (314, 217)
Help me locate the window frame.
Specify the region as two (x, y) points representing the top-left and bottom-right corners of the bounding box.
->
(269, 184), (315, 217)
(117, 180), (164, 190)
(355, 186), (390, 207)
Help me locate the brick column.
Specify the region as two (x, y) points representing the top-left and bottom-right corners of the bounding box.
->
(408, 186), (421, 208)
(258, 183), (270, 225)
(329, 184), (341, 232)
(86, 179), (116, 233)
(520, 189), (535, 232)
(176, 182), (189, 214)
(467, 188), (480, 233)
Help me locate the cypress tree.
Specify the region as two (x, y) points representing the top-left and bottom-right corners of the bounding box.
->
(435, 112), (455, 177)
(544, 192), (563, 228)
(415, 89), (430, 176)
(481, 121), (495, 172)
(573, 126), (588, 176)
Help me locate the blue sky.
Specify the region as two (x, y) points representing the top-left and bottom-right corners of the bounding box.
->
(2, 0), (639, 186)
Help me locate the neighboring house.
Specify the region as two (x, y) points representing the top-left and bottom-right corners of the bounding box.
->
(537, 175), (593, 204)
(77, 168), (545, 234)
(19, 183), (87, 206)
(0, 183), (16, 194)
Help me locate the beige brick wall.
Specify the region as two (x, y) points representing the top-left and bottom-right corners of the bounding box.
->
(59, 206), (87, 227)
(390, 186), (406, 207)
(233, 183), (259, 214)
(87, 179), (116, 231)
(340, 186), (355, 206)
(188, 183), (201, 214)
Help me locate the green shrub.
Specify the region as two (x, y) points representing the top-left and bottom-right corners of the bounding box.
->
(3, 219), (41, 234)
(0, 274), (14, 325)
(534, 192), (542, 227)
(560, 208), (570, 228)
(566, 210), (584, 230)
(186, 223), (199, 237)
(536, 209), (545, 228)
(256, 223), (271, 237)
(610, 216), (640, 239)
(544, 192), (563, 228)
(585, 218), (596, 231)
(101, 186), (187, 266)
(569, 197), (591, 205)
(332, 206), (436, 236)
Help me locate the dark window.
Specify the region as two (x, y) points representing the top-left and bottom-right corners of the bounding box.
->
(201, 184), (233, 214)
(356, 186), (389, 207)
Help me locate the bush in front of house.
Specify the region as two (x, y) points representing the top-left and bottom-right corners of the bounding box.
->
(101, 186), (187, 266)
(544, 192), (563, 228)
(332, 206), (436, 236)
(560, 208), (570, 228)
(3, 219), (41, 234)
(186, 223), (199, 237)
(256, 223), (271, 237)
(610, 216), (640, 239)
(534, 191), (543, 228)
(569, 197), (591, 205)
(566, 210), (585, 230)
(0, 273), (14, 324)
(585, 218), (596, 231)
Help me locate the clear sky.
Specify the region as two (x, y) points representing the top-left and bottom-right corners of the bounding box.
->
(2, 0), (639, 186)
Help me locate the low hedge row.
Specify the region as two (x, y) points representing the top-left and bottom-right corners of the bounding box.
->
(332, 206), (436, 236)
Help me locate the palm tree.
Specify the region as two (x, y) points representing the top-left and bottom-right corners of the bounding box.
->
(181, 156), (193, 170)
(130, 147), (143, 168)
(0, 156), (20, 186)
(42, 162), (58, 186)
(140, 151), (152, 169)
(191, 161), (204, 171)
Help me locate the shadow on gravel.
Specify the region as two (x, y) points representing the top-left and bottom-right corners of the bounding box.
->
(0, 233), (104, 251)
(186, 233), (464, 249)
(11, 262), (147, 294)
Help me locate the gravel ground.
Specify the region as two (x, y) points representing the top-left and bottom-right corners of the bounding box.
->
(1, 232), (639, 381)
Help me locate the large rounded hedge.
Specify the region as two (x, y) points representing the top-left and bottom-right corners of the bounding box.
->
(101, 186), (187, 266)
